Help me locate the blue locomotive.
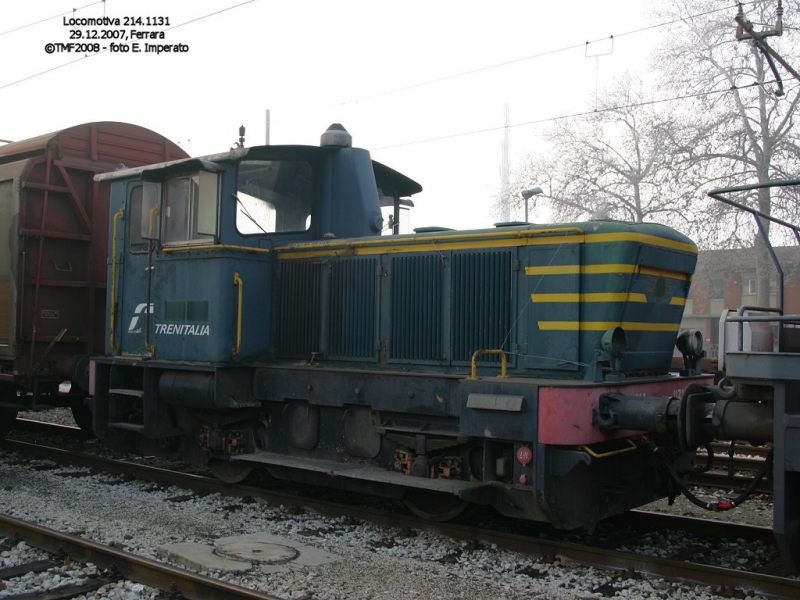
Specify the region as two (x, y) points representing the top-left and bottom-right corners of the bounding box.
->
(89, 125), (778, 543)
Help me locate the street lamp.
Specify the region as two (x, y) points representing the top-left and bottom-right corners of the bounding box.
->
(521, 187), (543, 222)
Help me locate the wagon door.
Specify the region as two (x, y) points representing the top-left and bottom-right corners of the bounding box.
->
(0, 174), (18, 362)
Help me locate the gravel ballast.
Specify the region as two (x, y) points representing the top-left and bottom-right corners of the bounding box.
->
(0, 411), (778, 599)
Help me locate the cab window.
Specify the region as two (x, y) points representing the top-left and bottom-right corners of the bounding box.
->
(236, 160), (313, 234)
(142, 171), (219, 245)
(128, 185), (148, 253)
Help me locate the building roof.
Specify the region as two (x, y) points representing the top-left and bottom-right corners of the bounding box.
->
(695, 246), (800, 275)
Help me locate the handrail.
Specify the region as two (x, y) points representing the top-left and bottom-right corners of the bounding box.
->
(232, 273), (243, 360)
(578, 438), (637, 459)
(735, 306), (783, 351)
(707, 183), (800, 318)
(708, 182), (800, 351)
(147, 203), (160, 238)
(467, 349), (510, 380)
(109, 208), (124, 352)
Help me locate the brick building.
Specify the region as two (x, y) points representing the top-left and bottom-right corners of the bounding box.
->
(681, 247), (800, 358)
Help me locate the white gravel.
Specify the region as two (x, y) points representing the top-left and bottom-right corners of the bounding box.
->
(0, 410), (776, 600)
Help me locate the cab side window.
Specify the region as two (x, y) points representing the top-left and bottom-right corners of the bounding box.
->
(236, 160), (313, 234)
(164, 177), (192, 243)
(128, 185), (148, 253)
(142, 171), (219, 246)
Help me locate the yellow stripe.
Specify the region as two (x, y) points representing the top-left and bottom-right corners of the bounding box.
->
(639, 266), (687, 279)
(275, 227), (697, 260)
(531, 292), (648, 303)
(276, 228), (585, 259)
(583, 264), (637, 275)
(525, 264), (635, 276)
(584, 232), (697, 254)
(525, 265), (582, 275)
(162, 244), (271, 254)
(525, 264), (689, 280)
(670, 297), (687, 306)
(537, 321), (681, 332)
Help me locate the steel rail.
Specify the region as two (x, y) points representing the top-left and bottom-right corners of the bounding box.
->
(11, 419), (86, 437)
(2, 438), (796, 598)
(0, 514), (282, 600)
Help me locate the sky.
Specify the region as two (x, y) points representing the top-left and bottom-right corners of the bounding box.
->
(0, 0), (665, 231)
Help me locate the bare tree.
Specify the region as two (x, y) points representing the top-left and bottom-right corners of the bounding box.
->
(653, 0), (800, 306)
(507, 1), (800, 307)
(508, 74), (698, 229)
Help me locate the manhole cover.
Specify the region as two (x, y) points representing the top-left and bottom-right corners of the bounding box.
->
(214, 542), (299, 564)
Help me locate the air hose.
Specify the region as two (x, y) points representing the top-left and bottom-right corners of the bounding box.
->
(653, 444), (773, 512)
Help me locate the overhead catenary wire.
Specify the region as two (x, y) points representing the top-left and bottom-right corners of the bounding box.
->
(1, 1), (755, 102)
(370, 79), (785, 151)
(328, 1), (758, 109)
(0, 1), (105, 37)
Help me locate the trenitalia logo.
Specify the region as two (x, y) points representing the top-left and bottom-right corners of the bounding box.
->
(154, 323), (211, 336)
(127, 303), (153, 333)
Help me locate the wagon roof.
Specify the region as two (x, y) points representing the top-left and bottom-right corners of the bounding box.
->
(0, 121), (187, 168)
(0, 130), (58, 165)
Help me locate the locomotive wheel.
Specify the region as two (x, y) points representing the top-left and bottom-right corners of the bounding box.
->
(402, 490), (471, 522)
(0, 409), (17, 439)
(209, 460), (253, 484)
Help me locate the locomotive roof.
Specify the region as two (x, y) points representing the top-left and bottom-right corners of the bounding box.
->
(95, 144), (423, 198)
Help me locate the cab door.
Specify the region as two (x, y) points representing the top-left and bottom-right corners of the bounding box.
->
(112, 182), (153, 356)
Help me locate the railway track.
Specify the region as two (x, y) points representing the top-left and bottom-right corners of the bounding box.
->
(11, 417), (774, 493)
(0, 514), (283, 600)
(2, 436), (797, 599)
(689, 441), (773, 494)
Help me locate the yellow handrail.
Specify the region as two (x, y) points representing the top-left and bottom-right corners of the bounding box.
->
(232, 272), (243, 360)
(148, 203), (160, 238)
(467, 349), (510, 380)
(109, 208), (124, 352)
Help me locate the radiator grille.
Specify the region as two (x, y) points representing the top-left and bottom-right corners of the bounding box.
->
(389, 254), (443, 361)
(452, 251), (513, 363)
(277, 261), (321, 357)
(330, 258), (378, 359)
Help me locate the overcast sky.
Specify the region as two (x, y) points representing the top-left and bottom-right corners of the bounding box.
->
(1, 0), (666, 230)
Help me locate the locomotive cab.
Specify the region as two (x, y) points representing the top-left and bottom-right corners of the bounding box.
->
(97, 124), (421, 364)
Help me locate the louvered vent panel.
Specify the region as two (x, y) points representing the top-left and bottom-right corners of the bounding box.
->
(452, 251), (513, 363)
(277, 261), (321, 357)
(330, 258), (378, 359)
(389, 255), (443, 361)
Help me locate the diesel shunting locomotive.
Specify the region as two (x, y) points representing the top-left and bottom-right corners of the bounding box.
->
(29, 123), (792, 569)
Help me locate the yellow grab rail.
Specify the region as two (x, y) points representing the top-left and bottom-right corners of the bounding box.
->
(148, 203), (160, 238)
(232, 272), (243, 360)
(467, 349), (510, 380)
(109, 208), (124, 352)
(577, 438), (638, 459)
